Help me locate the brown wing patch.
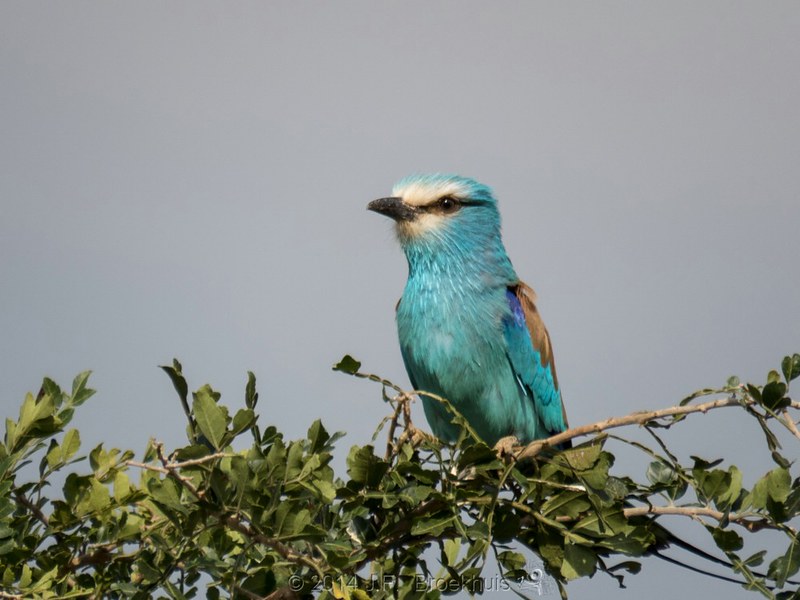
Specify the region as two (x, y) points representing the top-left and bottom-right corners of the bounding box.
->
(511, 282), (569, 428)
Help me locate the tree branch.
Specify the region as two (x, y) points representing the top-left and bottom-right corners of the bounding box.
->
(14, 491), (49, 527)
(515, 396), (800, 459)
(222, 515), (325, 579)
(620, 505), (793, 534)
(125, 443), (233, 500)
(781, 407), (800, 442)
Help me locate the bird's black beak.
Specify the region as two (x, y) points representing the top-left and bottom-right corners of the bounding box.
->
(367, 197), (417, 222)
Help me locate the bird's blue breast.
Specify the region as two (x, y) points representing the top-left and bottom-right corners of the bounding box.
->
(396, 257), (550, 445)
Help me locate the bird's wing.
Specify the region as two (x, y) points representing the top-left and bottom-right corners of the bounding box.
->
(503, 282), (569, 436)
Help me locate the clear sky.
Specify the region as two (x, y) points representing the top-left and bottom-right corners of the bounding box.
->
(1, 3), (799, 598)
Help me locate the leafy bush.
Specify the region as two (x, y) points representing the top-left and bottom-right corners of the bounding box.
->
(1, 355), (799, 599)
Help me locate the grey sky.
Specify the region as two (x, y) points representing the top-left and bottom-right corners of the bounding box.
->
(1, 3), (799, 598)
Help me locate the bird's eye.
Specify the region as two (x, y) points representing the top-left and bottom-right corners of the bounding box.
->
(438, 196), (460, 213)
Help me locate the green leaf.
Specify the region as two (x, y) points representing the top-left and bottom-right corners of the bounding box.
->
(245, 371), (258, 409)
(346, 445), (388, 487)
(307, 419), (330, 453)
(561, 544), (596, 580)
(646, 461), (676, 486)
(70, 371), (95, 406)
(332, 355), (361, 374)
(698, 469), (731, 504)
(410, 515), (455, 537)
(160, 360), (188, 405)
(710, 527), (743, 552)
(562, 442), (602, 471)
(313, 478), (337, 503)
(716, 465), (743, 509)
(148, 478), (186, 513)
(192, 385), (227, 450)
(61, 428), (81, 462)
(767, 467), (792, 503)
(443, 537), (461, 566)
(457, 442), (498, 469)
(541, 491), (591, 519)
(497, 550), (527, 572)
(577, 452), (612, 490)
(743, 550), (767, 567)
(745, 467), (792, 509)
(74, 479), (110, 516)
(230, 408), (255, 437)
(768, 540), (800, 587)
(492, 507), (521, 543)
(781, 354), (800, 383)
(114, 471), (131, 501)
(18, 392), (55, 434)
(45, 439), (62, 469)
(761, 381), (789, 411)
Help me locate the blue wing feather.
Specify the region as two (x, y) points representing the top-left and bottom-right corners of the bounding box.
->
(503, 285), (568, 439)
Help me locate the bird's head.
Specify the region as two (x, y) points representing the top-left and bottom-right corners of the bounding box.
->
(368, 174), (502, 253)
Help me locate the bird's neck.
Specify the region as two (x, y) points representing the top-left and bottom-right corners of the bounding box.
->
(402, 237), (516, 294)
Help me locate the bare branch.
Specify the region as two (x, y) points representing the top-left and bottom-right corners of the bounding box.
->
(781, 407), (800, 442)
(384, 393), (408, 461)
(516, 396), (800, 459)
(155, 442), (204, 499)
(620, 505), (792, 534)
(126, 450), (232, 474)
(125, 460), (169, 475)
(125, 443), (233, 500)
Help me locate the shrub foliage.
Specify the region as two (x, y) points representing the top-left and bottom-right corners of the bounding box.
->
(1, 354), (799, 599)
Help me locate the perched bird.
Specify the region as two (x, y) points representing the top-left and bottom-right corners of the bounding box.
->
(368, 174), (567, 446)
(367, 174), (790, 588)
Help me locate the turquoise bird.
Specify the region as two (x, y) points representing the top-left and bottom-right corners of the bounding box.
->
(368, 174), (568, 446)
(367, 176), (784, 585)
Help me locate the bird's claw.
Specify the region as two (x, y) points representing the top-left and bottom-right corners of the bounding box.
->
(494, 435), (521, 460)
(409, 429), (437, 446)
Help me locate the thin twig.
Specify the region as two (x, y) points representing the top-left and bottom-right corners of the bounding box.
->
(125, 444), (232, 500)
(154, 443), (204, 499)
(782, 407), (800, 442)
(126, 450), (232, 474)
(538, 503), (791, 535)
(517, 396), (800, 459)
(223, 515), (325, 579)
(125, 460), (169, 475)
(14, 492), (49, 527)
(620, 505), (789, 533)
(385, 393), (408, 461)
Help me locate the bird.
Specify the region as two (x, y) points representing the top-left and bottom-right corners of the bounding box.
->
(368, 173), (567, 447)
(367, 174), (794, 589)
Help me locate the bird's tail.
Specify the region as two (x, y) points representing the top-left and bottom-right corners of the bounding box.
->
(645, 517), (800, 589)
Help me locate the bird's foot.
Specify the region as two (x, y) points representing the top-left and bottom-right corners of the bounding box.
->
(409, 428), (437, 447)
(494, 435), (521, 461)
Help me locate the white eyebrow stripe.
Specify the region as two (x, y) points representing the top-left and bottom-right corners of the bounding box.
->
(392, 180), (472, 208)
